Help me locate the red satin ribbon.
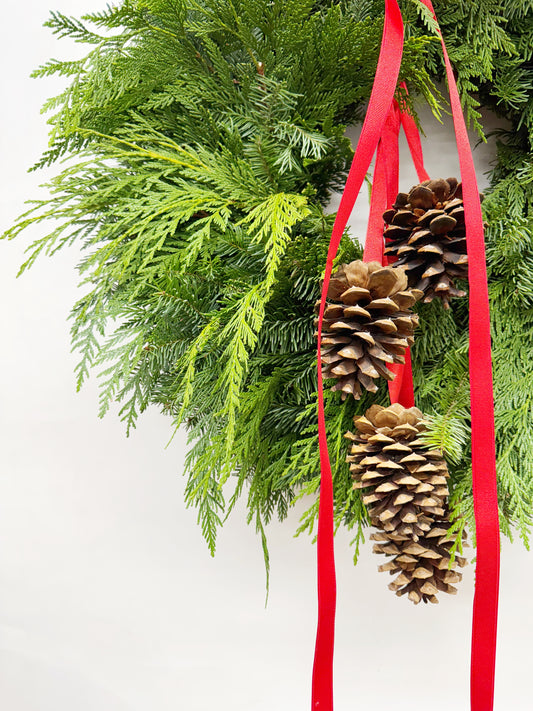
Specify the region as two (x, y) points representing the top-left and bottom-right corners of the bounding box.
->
(312, 2), (404, 709)
(364, 101), (400, 264)
(383, 85), (430, 407)
(398, 84), (430, 184)
(417, 3), (500, 709)
(364, 92), (425, 409)
(363, 100), (411, 406)
(313, 1), (499, 710)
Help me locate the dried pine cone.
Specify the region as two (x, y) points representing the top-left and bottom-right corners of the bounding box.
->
(384, 177), (473, 309)
(345, 402), (466, 604)
(317, 261), (422, 400)
(371, 520), (466, 605)
(346, 403), (449, 539)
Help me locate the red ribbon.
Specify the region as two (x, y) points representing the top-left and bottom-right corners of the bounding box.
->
(363, 90), (429, 407)
(313, 2), (404, 709)
(364, 88), (427, 409)
(398, 85), (430, 184)
(363, 99), (414, 407)
(418, 3), (500, 708)
(313, 1), (500, 710)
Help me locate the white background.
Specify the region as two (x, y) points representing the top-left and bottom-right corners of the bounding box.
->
(1, 2), (531, 709)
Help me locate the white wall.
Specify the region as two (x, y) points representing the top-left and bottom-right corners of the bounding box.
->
(0, 3), (531, 709)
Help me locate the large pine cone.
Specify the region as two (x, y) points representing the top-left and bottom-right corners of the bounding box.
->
(345, 403), (466, 603)
(371, 520), (466, 605)
(318, 261), (422, 400)
(346, 403), (449, 539)
(383, 177), (470, 309)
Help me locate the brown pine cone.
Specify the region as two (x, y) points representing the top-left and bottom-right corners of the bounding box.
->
(384, 177), (473, 309)
(371, 520), (467, 605)
(345, 402), (466, 604)
(346, 403), (449, 539)
(317, 261), (422, 400)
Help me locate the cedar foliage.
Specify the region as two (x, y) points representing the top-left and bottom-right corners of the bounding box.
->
(5, 0), (533, 565)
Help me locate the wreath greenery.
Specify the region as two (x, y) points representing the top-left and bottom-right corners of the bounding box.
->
(5, 0), (533, 573)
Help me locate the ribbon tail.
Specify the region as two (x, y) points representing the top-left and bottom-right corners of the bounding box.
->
(418, 4), (500, 710)
(312, 2), (405, 709)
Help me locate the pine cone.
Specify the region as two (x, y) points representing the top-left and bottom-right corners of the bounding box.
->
(371, 520), (466, 605)
(383, 177), (472, 309)
(346, 403), (449, 538)
(317, 261), (422, 400)
(345, 402), (466, 603)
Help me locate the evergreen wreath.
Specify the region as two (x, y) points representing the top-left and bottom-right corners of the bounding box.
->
(5, 0), (533, 576)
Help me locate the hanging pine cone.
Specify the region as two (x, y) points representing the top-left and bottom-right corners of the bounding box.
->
(317, 261), (422, 400)
(370, 519), (466, 605)
(383, 177), (472, 309)
(345, 402), (467, 603)
(346, 403), (450, 539)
